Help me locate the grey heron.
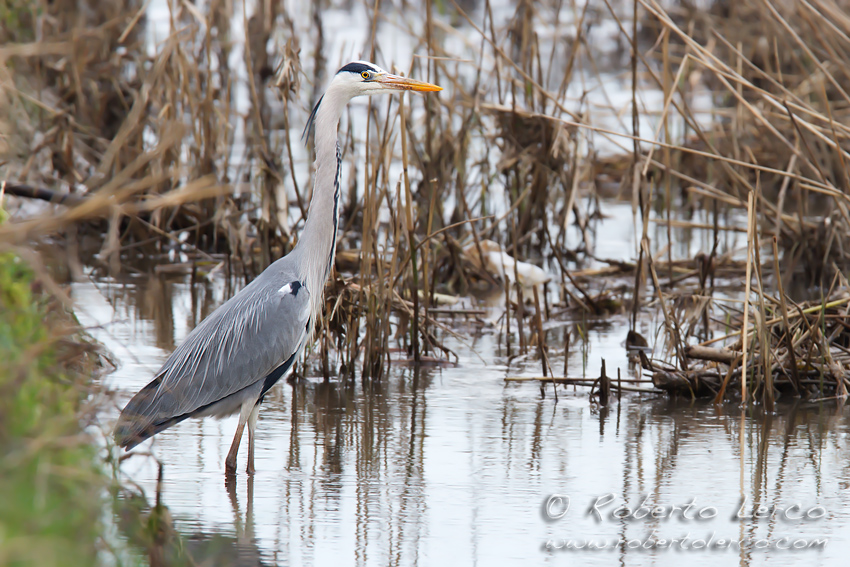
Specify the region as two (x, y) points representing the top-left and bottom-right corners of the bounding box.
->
(115, 61), (441, 474)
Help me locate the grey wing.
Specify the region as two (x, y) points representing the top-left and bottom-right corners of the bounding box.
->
(115, 279), (311, 449)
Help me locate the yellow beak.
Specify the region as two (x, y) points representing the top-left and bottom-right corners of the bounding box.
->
(377, 74), (442, 92)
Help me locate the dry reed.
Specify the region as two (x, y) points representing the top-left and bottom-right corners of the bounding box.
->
(2, 0), (849, 401)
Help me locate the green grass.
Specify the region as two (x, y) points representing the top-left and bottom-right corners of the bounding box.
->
(0, 250), (106, 566)
(0, 0), (38, 44)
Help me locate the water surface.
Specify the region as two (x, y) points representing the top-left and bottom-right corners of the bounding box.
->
(76, 204), (849, 566)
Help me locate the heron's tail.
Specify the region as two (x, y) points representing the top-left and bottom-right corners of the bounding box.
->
(114, 377), (188, 450)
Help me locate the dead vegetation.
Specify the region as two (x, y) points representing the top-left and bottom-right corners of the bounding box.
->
(1, 0), (849, 405)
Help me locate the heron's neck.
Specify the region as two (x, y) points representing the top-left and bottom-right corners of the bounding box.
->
(295, 88), (348, 314)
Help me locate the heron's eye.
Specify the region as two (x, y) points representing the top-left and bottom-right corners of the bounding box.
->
(361, 71), (371, 80)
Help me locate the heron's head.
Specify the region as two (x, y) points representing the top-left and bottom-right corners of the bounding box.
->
(332, 61), (442, 97)
(303, 61), (441, 142)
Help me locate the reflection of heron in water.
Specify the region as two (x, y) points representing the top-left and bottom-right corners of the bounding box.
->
(115, 468), (267, 566)
(223, 475), (263, 567)
(114, 62), (441, 474)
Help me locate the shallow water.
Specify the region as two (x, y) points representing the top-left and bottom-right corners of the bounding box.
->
(73, 199), (850, 567)
(63, 2), (849, 565)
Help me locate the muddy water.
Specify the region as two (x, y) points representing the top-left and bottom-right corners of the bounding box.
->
(74, 201), (850, 566)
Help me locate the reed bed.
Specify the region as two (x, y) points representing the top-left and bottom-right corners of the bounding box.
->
(1, 0), (849, 405)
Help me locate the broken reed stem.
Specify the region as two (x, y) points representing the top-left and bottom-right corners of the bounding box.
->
(384, 171), (404, 374)
(643, 239), (688, 371)
(598, 359), (610, 406)
(532, 285), (548, 378)
(359, 92), (377, 379)
(662, 28), (673, 282)
(741, 191), (756, 403)
(751, 187), (772, 411)
(507, 211), (526, 356)
(701, 297), (850, 346)
(617, 367), (622, 401)
(515, 283), (526, 356)
(504, 261), (512, 358)
(505, 376), (658, 395)
(772, 236), (800, 391)
(399, 91), (420, 364)
(422, 181), (438, 356)
(714, 354), (744, 403)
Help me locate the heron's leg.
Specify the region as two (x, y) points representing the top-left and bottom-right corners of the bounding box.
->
(246, 403), (261, 475)
(226, 401), (253, 473)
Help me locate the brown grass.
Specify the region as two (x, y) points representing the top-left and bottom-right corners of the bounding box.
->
(2, 0), (850, 402)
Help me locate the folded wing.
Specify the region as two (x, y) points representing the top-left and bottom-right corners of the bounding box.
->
(115, 278), (311, 449)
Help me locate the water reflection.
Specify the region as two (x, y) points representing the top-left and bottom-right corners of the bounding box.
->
(106, 362), (849, 566)
(116, 473), (269, 567)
